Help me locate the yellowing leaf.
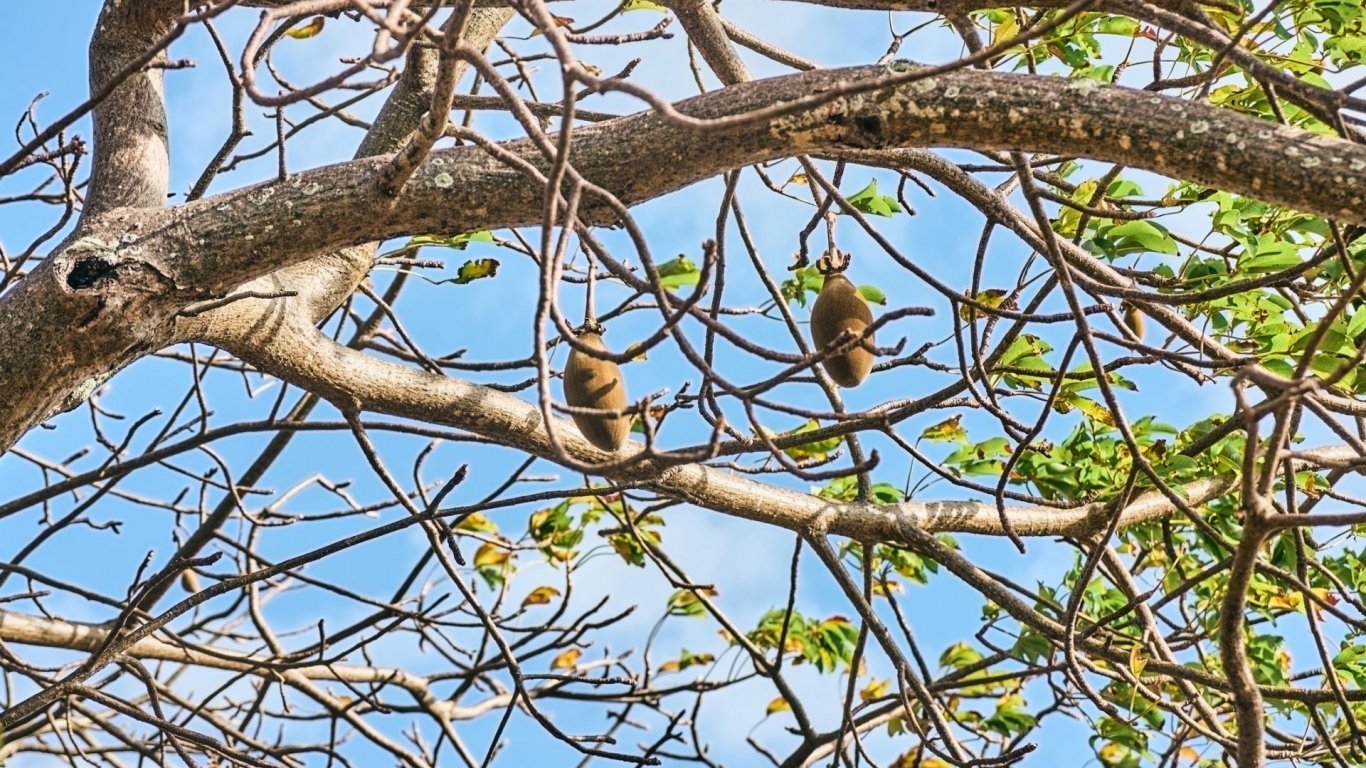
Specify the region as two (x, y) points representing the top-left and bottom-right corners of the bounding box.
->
(859, 678), (890, 702)
(285, 16), (325, 39)
(786, 171), (809, 186)
(1128, 642), (1147, 679)
(623, 0), (667, 11)
(661, 649), (715, 674)
(989, 15), (1019, 49)
(1056, 392), (1117, 427)
(453, 258), (499, 284)
(521, 585), (561, 608)
(551, 648), (582, 670)
(531, 14), (575, 36)
(871, 579), (904, 597)
(1098, 737), (1131, 759)
(920, 415), (965, 443)
(1122, 302), (1145, 339)
(765, 695), (790, 715)
(1267, 591), (1302, 612)
(473, 540), (511, 568)
(958, 288), (1010, 321)
(630, 404), (669, 434)
(456, 512), (499, 534)
(886, 713), (906, 736)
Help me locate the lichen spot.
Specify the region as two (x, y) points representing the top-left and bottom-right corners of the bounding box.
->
(1225, 132), (1239, 144)
(1067, 78), (1098, 95)
(1350, 158), (1366, 171)
(433, 171), (455, 189)
(244, 234), (254, 242)
(1302, 156), (1321, 169)
(1189, 120), (1209, 134)
(943, 85), (960, 98)
(1119, 135), (1131, 150)
(1008, 108), (1024, 124)
(302, 183), (321, 196)
(912, 77), (938, 94)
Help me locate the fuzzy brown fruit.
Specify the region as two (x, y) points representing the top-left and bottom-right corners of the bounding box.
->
(564, 331), (630, 451)
(810, 273), (875, 387)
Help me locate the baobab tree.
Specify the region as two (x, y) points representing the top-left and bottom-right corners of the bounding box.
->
(3, 1), (1366, 766)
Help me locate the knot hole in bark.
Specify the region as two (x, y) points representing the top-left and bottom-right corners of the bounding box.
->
(67, 257), (119, 290)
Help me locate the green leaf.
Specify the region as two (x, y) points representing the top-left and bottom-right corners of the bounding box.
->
(409, 230), (495, 251)
(845, 179), (903, 217)
(667, 588), (716, 618)
(779, 420), (842, 462)
(858, 284), (887, 305)
(940, 641), (983, 669)
(1106, 220), (1178, 255)
(658, 255), (701, 292)
(780, 264), (825, 307)
(1240, 241), (1301, 273)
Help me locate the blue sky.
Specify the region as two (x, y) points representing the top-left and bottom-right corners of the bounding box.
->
(0, 2), (1310, 766)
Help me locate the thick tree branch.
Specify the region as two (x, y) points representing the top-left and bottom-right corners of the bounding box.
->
(6, 64), (1366, 452)
(213, 311), (1235, 540)
(84, 0), (180, 215)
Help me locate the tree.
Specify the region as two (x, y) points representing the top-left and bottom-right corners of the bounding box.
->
(3, 0), (1366, 765)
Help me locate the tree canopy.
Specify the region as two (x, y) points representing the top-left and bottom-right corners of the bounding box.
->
(4, 1), (1366, 767)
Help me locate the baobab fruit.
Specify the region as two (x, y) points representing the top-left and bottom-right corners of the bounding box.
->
(180, 569), (200, 593)
(564, 329), (630, 451)
(1122, 302), (1145, 340)
(811, 273), (875, 387)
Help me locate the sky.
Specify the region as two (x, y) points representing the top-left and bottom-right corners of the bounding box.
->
(0, 2), (1324, 767)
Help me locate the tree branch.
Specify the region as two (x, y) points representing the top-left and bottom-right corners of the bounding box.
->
(6, 64), (1366, 452)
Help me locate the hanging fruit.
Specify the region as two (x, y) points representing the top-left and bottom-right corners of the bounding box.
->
(563, 326), (631, 451)
(810, 255), (875, 387)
